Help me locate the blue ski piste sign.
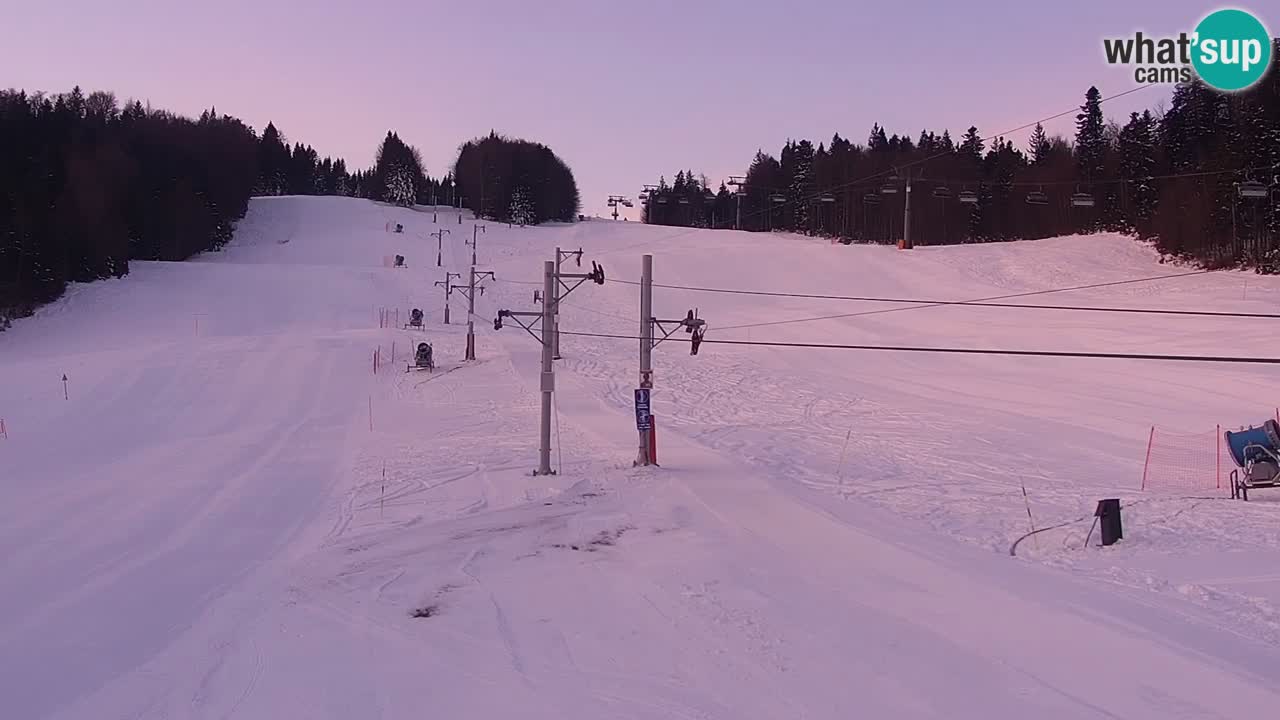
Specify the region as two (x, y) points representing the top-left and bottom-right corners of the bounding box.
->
(634, 388), (652, 431)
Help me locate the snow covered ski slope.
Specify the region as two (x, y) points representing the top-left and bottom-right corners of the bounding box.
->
(2, 195), (1279, 719)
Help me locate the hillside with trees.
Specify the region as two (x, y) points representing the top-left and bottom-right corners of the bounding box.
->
(453, 132), (581, 225)
(645, 44), (1280, 273)
(0, 86), (488, 328)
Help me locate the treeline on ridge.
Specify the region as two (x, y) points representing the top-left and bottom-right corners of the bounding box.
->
(644, 47), (1280, 273)
(0, 87), (581, 329)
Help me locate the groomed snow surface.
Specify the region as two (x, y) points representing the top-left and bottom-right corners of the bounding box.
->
(3, 196), (1280, 719)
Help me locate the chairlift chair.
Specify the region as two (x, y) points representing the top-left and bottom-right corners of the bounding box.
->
(958, 190), (979, 204)
(678, 197), (690, 205)
(880, 181), (899, 195)
(1025, 190), (1049, 206)
(820, 194), (836, 203)
(1070, 192), (1096, 207)
(405, 307), (424, 329)
(1239, 181), (1268, 199)
(770, 194), (786, 203)
(932, 186), (953, 199)
(863, 192), (882, 205)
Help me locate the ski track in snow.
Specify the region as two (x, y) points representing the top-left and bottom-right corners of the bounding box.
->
(2, 196), (1280, 718)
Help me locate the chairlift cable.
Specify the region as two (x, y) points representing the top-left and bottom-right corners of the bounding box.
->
(556, 330), (1280, 365)
(609, 269), (1259, 330)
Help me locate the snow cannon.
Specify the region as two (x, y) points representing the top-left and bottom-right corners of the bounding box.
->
(1224, 420), (1280, 499)
(1225, 420), (1280, 467)
(408, 342), (434, 373)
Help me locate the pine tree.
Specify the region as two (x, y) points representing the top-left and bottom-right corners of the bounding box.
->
(1117, 111), (1157, 236)
(789, 139), (816, 233)
(868, 124), (889, 151)
(385, 166), (415, 206)
(1075, 87), (1106, 182)
(372, 131), (427, 207)
(1028, 123), (1050, 165)
(959, 126), (985, 165)
(508, 185), (534, 225)
(257, 122), (289, 195)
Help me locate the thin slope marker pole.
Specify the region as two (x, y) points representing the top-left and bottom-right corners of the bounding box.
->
(1083, 515), (1100, 550)
(1216, 424), (1221, 489)
(836, 428), (852, 488)
(1020, 478), (1040, 552)
(1140, 426), (1155, 490)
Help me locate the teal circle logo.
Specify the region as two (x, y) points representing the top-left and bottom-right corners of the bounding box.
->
(1191, 9), (1272, 92)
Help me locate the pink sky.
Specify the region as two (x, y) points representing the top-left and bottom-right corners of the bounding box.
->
(4, 1), (1267, 217)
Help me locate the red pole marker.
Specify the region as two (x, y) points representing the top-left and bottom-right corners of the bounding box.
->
(1, 419), (8, 439)
(649, 415), (658, 465)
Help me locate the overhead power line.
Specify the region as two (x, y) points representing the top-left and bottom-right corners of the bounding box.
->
(912, 164), (1280, 190)
(715, 269), (1225, 331)
(557, 330), (1280, 366)
(608, 270), (1274, 321)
